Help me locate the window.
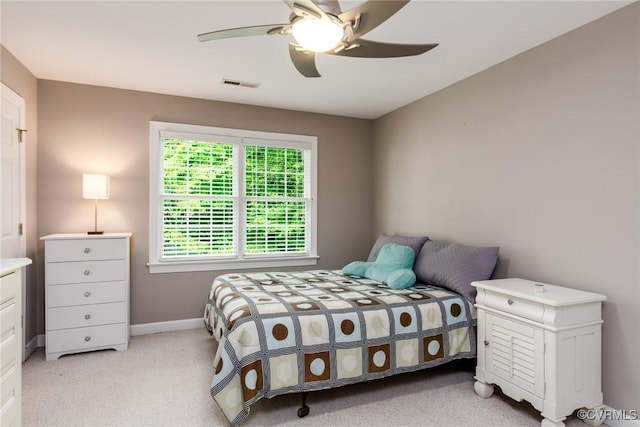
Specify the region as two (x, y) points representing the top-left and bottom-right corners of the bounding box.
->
(148, 121), (317, 273)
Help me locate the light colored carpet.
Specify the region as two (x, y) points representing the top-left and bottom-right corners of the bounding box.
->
(23, 328), (587, 427)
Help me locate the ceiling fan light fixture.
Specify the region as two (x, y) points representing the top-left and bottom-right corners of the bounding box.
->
(292, 18), (344, 52)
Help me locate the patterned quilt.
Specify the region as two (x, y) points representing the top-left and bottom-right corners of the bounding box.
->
(204, 270), (477, 425)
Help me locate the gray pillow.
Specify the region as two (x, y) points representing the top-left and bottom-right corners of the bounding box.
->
(367, 233), (429, 262)
(414, 240), (499, 302)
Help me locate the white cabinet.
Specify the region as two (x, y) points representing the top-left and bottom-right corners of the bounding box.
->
(41, 233), (132, 361)
(0, 257), (32, 427)
(473, 278), (606, 427)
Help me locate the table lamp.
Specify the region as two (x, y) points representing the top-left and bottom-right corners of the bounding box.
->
(82, 173), (109, 235)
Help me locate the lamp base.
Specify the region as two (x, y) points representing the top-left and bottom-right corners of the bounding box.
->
(87, 231), (104, 235)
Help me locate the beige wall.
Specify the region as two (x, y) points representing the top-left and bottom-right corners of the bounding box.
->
(1, 45), (39, 347)
(373, 4), (639, 412)
(37, 81), (374, 326)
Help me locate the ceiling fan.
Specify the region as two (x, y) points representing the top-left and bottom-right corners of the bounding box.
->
(197, 0), (438, 78)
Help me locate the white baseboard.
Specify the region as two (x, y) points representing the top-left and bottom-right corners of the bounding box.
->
(27, 334), (46, 349)
(130, 317), (204, 336)
(24, 335), (40, 359)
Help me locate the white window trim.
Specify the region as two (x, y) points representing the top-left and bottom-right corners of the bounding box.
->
(148, 121), (318, 274)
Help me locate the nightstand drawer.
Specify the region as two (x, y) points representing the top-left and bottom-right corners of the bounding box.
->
(0, 321), (19, 373)
(47, 281), (125, 307)
(0, 271), (18, 305)
(47, 302), (126, 331)
(47, 260), (125, 285)
(482, 292), (544, 322)
(1, 301), (17, 342)
(0, 361), (18, 413)
(46, 323), (127, 354)
(45, 238), (125, 262)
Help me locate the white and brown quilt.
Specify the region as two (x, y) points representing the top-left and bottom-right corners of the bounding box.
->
(204, 270), (477, 425)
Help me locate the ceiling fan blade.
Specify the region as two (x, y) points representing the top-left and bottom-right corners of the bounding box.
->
(282, 0), (326, 19)
(198, 24), (290, 42)
(289, 44), (321, 77)
(329, 39), (438, 58)
(339, 1), (410, 39)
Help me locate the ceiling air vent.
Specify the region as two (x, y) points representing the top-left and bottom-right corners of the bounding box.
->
(222, 78), (260, 89)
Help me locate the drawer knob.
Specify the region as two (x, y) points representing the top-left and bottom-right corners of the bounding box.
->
(84, 247), (91, 254)
(484, 340), (489, 346)
(84, 314), (92, 320)
(84, 336), (91, 342)
(507, 299), (514, 305)
(83, 270), (91, 276)
(84, 291), (91, 298)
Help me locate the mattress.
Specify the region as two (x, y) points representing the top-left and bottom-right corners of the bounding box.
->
(204, 270), (477, 425)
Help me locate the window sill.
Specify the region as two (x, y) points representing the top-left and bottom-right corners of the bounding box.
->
(147, 255), (319, 274)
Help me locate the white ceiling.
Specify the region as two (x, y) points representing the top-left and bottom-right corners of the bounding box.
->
(1, 1), (631, 119)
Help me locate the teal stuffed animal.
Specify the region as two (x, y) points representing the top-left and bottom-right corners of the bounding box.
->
(343, 243), (417, 290)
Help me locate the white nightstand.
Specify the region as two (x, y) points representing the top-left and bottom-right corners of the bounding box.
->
(472, 278), (606, 427)
(41, 233), (132, 361)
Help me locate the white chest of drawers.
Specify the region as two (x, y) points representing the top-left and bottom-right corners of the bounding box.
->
(472, 278), (606, 427)
(41, 233), (132, 361)
(0, 258), (31, 427)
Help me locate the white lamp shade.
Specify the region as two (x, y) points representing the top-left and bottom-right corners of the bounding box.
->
(83, 173), (110, 200)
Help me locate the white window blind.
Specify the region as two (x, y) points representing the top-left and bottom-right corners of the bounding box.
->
(148, 122), (318, 273)
(161, 138), (237, 259)
(244, 145), (308, 255)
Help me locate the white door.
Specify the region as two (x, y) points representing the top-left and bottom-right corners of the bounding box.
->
(1, 83), (27, 361)
(1, 83), (25, 258)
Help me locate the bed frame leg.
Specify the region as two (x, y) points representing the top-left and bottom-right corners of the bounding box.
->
(297, 392), (310, 418)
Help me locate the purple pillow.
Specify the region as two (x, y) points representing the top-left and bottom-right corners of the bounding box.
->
(414, 240), (499, 302)
(367, 233), (429, 263)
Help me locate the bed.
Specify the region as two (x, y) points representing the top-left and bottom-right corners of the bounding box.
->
(203, 237), (499, 425)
